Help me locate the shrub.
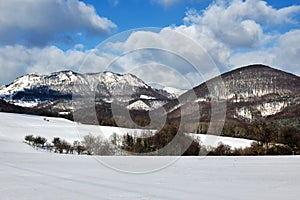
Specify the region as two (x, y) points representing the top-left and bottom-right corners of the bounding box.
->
(24, 135), (35, 145)
(73, 140), (86, 155)
(33, 136), (47, 147)
(52, 137), (63, 153)
(208, 143), (232, 156)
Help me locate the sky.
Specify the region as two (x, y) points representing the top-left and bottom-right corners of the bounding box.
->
(0, 0), (299, 89)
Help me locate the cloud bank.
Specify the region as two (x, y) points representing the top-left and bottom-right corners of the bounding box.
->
(0, 0), (116, 46)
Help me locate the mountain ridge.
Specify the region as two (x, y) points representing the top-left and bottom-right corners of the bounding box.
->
(165, 64), (300, 127)
(0, 70), (175, 112)
(0, 64), (299, 130)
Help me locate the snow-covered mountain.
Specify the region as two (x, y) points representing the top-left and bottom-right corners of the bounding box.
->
(0, 71), (77, 97)
(166, 64), (300, 123)
(162, 87), (187, 98)
(1, 64), (299, 128)
(0, 71), (175, 113)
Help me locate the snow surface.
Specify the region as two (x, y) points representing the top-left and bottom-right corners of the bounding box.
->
(1, 112), (300, 199)
(127, 99), (169, 111)
(188, 133), (254, 149)
(0, 112), (153, 143)
(235, 107), (253, 120)
(163, 87), (187, 97)
(127, 100), (151, 110)
(8, 100), (39, 108)
(139, 94), (156, 100)
(256, 101), (287, 117)
(0, 73), (41, 96)
(0, 112), (253, 149)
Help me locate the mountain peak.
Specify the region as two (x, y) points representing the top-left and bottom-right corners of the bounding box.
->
(50, 70), (78, 76)
(225, 64), (299, 78)
(196, 64), (300, 101)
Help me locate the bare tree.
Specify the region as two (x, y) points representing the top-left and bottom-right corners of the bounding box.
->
(33, 136), (47, 147)
(83, 134), (113, 155)
(24, 135), (35, 145)
(73, 140), (86, 155)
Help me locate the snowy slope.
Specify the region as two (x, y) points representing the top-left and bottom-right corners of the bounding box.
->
(0, 112), (300, 200)
(0, 112), (253, 149)
(188, 133), (254, 149)
(1, 140), (300, 200)
(127, 100), (151, 110)
(0, 112), (151, 143)
(162, 87), (187, 98)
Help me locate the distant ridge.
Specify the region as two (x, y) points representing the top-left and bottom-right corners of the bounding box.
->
(166, 64), (300, 124)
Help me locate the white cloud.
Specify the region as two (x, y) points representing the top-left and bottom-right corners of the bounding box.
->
(0, 0), (116, 46)
(121, 0), (300, 84)
(170, 0), (300, 75)
(0, 45), (114, 85)
(74, 44), (85, 50)
(104, 28), (220, 88)
(130, 63), (192, 89)
(229, 30), (300, 76)
(181, 0), (300, 49)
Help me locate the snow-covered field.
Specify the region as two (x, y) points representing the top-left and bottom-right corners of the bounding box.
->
(0, 112), (253, 149)
(0, 112), (300, 199)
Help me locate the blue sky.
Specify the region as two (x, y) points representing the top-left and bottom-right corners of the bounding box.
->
(53, 0), (300, 49)
(80, 0), (210, 31)
(88, 0), (300, 30)
(52, 0), (213, 50)
(0, 0), (299, 88)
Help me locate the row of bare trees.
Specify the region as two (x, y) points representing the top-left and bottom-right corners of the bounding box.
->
(24, 134), (123, 155)
(24, 135), (87, 154)
(24, 121), (300, 156)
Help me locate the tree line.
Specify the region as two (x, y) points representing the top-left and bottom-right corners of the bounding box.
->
(120, 121), (300, 156)
(24, 120), (300, 156)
